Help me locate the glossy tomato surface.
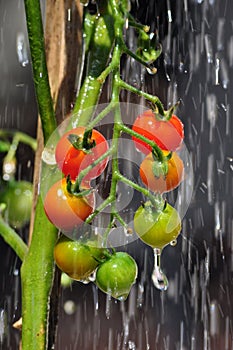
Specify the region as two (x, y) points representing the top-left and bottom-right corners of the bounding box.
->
(55, 127), (109, 181)
(134, 202), (181, 250)
(54, 235), (105, 281)
(95, 252), (138, 301)
(43, 178), (94, 232)
(140, 151), (184, 193)
(132, 110), (184, 154)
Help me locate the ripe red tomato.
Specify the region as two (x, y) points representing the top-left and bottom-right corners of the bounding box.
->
(95, 252), (138, 301)
(132, 110), (184, 154)
(139, 151), (184, 193)
(55, 127), (109, 181)
(54, 235), (106, 281)
(134, 201), (181, 250)
(43, 178), (94, 232)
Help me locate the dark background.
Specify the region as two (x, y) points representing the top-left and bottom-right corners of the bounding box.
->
(0, 0), (233, 349)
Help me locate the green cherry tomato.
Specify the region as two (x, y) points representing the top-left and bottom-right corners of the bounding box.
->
(54, 235), (106, 281)
(95, 252), (138, 301)
(0, 180), (33, 229)
(134, 201), (181, 250)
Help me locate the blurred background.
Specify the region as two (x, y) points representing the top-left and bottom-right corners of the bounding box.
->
(0, 0), (233, 349)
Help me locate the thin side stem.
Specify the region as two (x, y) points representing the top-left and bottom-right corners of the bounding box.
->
(0, 218), (28, 261)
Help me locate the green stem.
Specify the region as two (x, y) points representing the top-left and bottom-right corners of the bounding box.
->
(85, 195), (115, 224)
(0, 218), (28, 261)
(119, 79), (165, 115)
(122, 43), (157, 73)
(87, 102), (115, 130)
(120, 124), (164, 162)
(0, 130), (37, 152)
(72, 9), (115, 127)
(24, 0), (56, 144)
(74, 147), (113, 192)
(21, 196), (58, 350)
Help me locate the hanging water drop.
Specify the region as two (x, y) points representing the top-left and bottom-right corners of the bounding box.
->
(151, 248), (169, 291)
(170, 239), (177, 246)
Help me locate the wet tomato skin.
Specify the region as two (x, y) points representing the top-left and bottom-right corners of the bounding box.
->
(43, 178), (94, 232)
(55, 127), (109, 181)
(54, 235), (105, 281)
(132, 110), (184, 154)
(140, 151), (184, 193)
(134, 202), (182, 250)
(95, 252), (138, 301)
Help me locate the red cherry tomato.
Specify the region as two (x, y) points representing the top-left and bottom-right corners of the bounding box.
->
(55, 127), (109, 181)
(139, 151), (184, 193)
(43, 178), (94, 232)
(132, 110), (184, 154)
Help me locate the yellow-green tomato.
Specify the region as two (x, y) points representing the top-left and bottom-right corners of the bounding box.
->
(95, 252), (138, 301)
(134, 201), (181, 250)
(0, 180), (33, 229)
(54, 235), (105, 281)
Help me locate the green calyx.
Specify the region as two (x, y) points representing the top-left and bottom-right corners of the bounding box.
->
(151, 149), (172, 178)
(67, 129), (96, 153)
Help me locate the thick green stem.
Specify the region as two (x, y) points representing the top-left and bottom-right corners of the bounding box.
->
(24, 0), (56, 144)
(21, 196), (58, 350)
(0, 218), (28, 261)
(22, 1), (59, 349)
(72, 9), (115, 127)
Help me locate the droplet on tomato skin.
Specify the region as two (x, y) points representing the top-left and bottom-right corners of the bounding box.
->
(170, 239), (177, 246)
(116, 294), (129, 302)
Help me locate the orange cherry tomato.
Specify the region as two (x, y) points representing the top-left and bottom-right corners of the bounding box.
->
(43, 178), (94, 232)
(139, 151), (184, 193)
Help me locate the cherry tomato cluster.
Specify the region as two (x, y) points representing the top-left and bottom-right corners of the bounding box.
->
(54, 235), (137, 301)
(132, 110), (184, 249)
(44, 127), (109, 233)
(43, 109), (185, 298)
(44, 126), (138, 300)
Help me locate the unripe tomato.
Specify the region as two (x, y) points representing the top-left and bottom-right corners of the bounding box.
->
(54, 235), (105, 281)
(95, 252), (138, 301)
(132, 110), (184, 154)
(55, 127), (109, 181)
(43, 178), (94, 232)
(0, 180), (33, 229)
(134, 202), (181, 250)
(140, 151), (184, 193)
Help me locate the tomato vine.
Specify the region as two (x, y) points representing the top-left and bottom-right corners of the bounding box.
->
(0, 0), (187, 349)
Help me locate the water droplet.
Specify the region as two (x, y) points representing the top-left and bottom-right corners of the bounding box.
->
(146, 67), (157, 75)
(63, 300), (76, 315)
(42, 146), (56, 165)
(80, 278), (91, 285)
(151, 248), (169, 291)
(170, 239), (177, 246)
(117, 294), (128, 302)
